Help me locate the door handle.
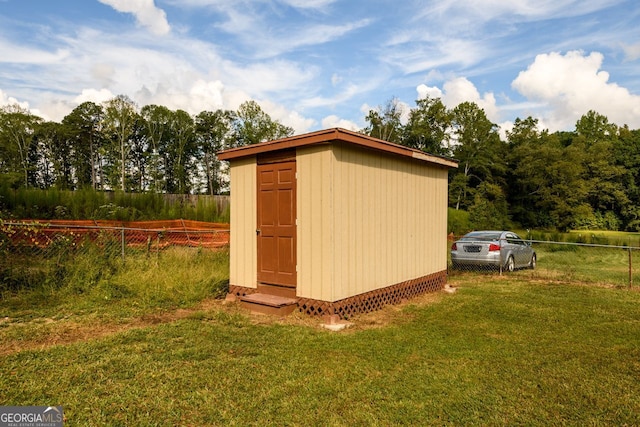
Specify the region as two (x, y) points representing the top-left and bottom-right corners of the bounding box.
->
(256, 229), (261, 235)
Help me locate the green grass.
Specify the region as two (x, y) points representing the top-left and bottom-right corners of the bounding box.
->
(2, 277), (640, 425)
(526, 243), (638, 287)
(567, 230), (640, 247)
(1, 247), (230, 322)
(523, 229), (640, 247)
(0, 187), (230, 222)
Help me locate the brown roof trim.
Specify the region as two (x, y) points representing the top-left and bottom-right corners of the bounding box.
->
(217, 128), (458, 169)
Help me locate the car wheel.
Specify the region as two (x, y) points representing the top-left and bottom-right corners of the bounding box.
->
(505, 256), (515, 272)
(529, 253), (536, 270)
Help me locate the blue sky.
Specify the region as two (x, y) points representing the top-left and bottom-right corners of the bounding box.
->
(1, 0), (639, 135)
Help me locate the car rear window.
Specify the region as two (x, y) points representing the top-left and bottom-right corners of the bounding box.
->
(461, 232), (501, 241)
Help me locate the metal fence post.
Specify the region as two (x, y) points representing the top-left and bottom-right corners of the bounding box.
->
(156, 232), (161, 266)
(121, 227), (125, 261)
(629, 247), (633, 289)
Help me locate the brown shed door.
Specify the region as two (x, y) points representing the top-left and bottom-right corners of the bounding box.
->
(257, 159), (296, 287)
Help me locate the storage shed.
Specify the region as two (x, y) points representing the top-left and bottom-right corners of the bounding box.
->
(217, 128), (458, 319)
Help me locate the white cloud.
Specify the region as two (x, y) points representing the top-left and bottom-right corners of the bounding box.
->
(0, 89), (30, 110)
(303, 73), (389, 110)
(415, 0), (621, 28)
(132, 77), (318, 133)
(384, 36), (484, 75)
(189, 80), (225, 110)
(0, 39), (69, 65)
(98, 0), (170, 35)
(166, 0), (337, 9)
(254, 99), (316, 134)
(512, 50), (640, 130)
(416, 77), (500, 122)
(202, 0), (369, 59)
(321, 115), (359, 131)
(0, 19), (322, 126)
(622, 42), (640, 61)
(277, 20), (371, 53)
(443, 78), (499, 120)
(220, 59), (319, 98)
(166, 0), (337, 57)
(359, 103), (373, 116)
(416, 84), (443, 100)
(74, 88), (115, 105)
(397, 100), (412, 124)
(215, 7), (255, 34)
(232, 18), (372, 59)
(90, 63), (116, 87)
(394, 0), (625, 80)
(133, 79), (226, 113)
(280, 0), (338, 9)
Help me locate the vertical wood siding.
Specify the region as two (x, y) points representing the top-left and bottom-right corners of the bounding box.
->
(296, 146), (334, 300)
(229, 157), (257, 289)
(297, 143), (449, 302)
(332, 142), (448, 300)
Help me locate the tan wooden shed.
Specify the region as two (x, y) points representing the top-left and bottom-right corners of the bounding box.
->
(217, 128), (458, 318)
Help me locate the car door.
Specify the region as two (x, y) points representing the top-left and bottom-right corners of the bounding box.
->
(515, 234), (533, 266)
(505, 233), (525, 267)
(511, 233), (529, 267)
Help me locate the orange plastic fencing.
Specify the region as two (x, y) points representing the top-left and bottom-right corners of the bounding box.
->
(1, 220), (230, 251)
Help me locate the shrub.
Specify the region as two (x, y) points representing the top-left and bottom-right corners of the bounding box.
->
(448, 208), (471, 235)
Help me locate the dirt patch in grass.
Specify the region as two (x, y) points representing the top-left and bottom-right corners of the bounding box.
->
(344, 290), (447, 330)
(1, 289), (452, 356)
(0, 299), (224, 356)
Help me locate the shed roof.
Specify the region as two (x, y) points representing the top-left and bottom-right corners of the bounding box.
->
(217, 127), (458, 169)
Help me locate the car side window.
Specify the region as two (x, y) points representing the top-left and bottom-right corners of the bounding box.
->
(506, 233), (523, 245)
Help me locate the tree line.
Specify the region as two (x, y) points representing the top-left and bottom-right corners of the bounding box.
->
(364, 97), (640, 232)
(0, 96), (292, 196)
(2, 94), (640, 231)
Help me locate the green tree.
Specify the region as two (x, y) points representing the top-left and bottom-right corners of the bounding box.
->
(0, 105), (42, 188)
(575, 111), (626, 227)
(506, 119), (571, 228)
(195, 109), (235, 195)
(449, 102), (505, 212)
(128, 115), (149, 192)
(615, 126), (640, 230)
(168, 109), (196, 194)
(140, 104), (172, 192)
(538, 134), (589, 231)
(468, 182), (509, 230)
(363, 97), (404, 144)
(103, 95), (138, 191)
(506, 117), (546, 227)
(234, 100), (293, 146)
(61, 102), (105, 189)
(505, 116), (540, 148)
(34, 121), (71, 189)
(402, 96), (452, 156)
(575, 110), (617, 144)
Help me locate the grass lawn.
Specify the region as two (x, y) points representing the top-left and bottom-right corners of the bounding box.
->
(566, 230), (640, 247)
(531, 244), (639, 287)
(2, 276), (640, 425)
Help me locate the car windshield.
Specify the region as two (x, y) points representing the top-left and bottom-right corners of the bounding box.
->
(460, 232), (501, 242)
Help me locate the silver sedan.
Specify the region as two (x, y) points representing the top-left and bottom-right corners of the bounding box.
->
(450, 231), (536, 272)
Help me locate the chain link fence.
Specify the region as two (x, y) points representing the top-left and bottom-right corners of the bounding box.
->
(0, 221), (229, 294)
(448, 236), (640, 288)
(4, 223), (640, 294)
